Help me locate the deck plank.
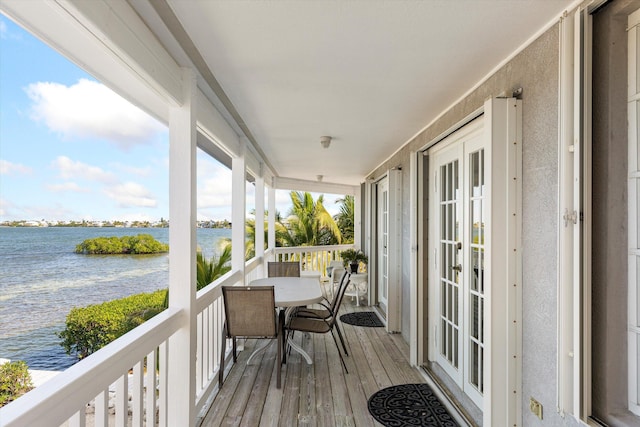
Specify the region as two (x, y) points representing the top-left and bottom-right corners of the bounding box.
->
(200, 295), (427, 427)
(312, 332), (336, 427)
(239, 342), (276, 426)
(297, 333), (317, 426)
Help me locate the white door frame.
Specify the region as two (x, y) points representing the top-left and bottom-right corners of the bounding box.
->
(417, 98), (522, 426)
(428, 118), (485, 408)
(371, 170), (402, 333)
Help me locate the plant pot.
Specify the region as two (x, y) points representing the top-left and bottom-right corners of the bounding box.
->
(350, 262), (359, 274)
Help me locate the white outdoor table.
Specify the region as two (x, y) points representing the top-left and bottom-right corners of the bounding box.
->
(249, 277), (323, 306)
(248, 277), (324, 364)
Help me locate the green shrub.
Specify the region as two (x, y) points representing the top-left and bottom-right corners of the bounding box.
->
(75, 234), (168, 254)
(0, 361), (33, 407)
(58, 290), (168, 359)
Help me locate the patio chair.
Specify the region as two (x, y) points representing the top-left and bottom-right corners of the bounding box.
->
(294, 269), (351, 356)
(285, 270), (352, 373)
(268, 261), (301, 277)
(219, 286), (284, 388)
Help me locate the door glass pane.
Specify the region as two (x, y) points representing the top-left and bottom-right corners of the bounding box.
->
(637, 337), (640, 403)
(636, 181), (640, 248)
(439, 159), (460, 369)
(471, 342), (478, 387)
(637, 255), (640, 326)
(468, 149), (485, 394)
(471, 248), (478, 292)
(454, 160), (459, 241)
(636, 102), (640, 168)
(636, 30), (640, 92)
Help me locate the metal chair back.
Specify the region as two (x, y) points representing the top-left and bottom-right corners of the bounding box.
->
(268, 261), (301, 277)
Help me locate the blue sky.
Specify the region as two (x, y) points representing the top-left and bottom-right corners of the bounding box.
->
(0, 16), (342, 223)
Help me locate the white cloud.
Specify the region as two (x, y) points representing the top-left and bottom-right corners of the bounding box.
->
(110, 163), (152, 177)
(45, 182), (89, 193)
(0, 20), (6, 39)
(198, 183), (232, 208)
(104, 182), (157, 208)
(0, 159), (32, 175)
(198, 166), (232, 208)
(51, 156), (117, 184)
(112, 212), (159, 223)
(0, 197), (10, 216)
(27, 79), (165, 150)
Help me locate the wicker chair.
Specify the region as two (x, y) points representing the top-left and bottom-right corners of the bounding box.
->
(267, 261), (301, 277)
(219, 286), (284, 388)
(285, 271), (352, 372)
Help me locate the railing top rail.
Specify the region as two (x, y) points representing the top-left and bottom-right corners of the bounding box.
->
(272, 244), (353, 254)
(0, 307), (182, 427)
(196, 269), (242, 311)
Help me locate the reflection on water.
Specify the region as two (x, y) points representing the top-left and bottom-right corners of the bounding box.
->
(0, 227), (230, 370)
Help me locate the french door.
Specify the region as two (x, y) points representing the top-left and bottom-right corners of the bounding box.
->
(377, 177), (389, 312)
(428, 119), (485, 408)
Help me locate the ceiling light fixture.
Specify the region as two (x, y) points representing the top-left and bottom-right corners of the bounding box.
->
(320, 136), (332, 149)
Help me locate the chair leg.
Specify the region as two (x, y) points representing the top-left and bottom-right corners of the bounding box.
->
(219, 324), (227, 388)
(330, 329), (348, 374)
(334, 322), (349, 356)
(277, 312), (284, 388)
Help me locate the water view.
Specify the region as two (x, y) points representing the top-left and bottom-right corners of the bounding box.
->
(0, 227), (231, 371)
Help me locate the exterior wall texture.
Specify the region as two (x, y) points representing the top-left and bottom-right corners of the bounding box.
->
(368, 24), (583, 426)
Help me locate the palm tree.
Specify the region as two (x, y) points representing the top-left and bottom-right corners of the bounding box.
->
(196, 239), (232, 290)
(284, 191), (342, 246)
(245, 210), (289, 259)
(334, 195), (354, 243)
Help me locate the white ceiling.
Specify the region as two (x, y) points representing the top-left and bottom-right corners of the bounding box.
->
(158, 0), (575, 186)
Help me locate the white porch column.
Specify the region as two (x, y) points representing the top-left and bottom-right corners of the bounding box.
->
(354, 185), (362, 249)
(255, 168), (265, 276)
(268, 185), (276, 255)
(167, 68), (197, 426)
(232, 139), (247, 275)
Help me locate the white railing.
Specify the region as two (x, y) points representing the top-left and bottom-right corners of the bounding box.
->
(193, 255), (262, 415)
(0, 307), (182, 427)
(194, 269), (241, 416)
(272, 244), (353, 276)
(0, 245), (350, 426)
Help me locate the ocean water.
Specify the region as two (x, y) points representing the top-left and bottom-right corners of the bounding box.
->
(0, 227), (231, 370)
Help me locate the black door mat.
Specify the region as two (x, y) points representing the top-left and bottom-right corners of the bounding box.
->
(340, 311), (384, 327)
(367, 383), (460, 426)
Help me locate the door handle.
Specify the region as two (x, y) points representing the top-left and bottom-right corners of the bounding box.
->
(451, 264), (462, 272)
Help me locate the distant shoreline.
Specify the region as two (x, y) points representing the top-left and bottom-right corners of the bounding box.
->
(0, 221), (232, 229)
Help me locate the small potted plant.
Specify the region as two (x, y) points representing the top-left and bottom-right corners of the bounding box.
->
(340, 249), (368, 274)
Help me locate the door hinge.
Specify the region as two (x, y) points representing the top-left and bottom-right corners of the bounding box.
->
(563, 209), (578, 227)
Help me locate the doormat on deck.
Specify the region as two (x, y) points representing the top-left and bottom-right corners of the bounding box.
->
(339, 311), (384, 327)
(367, 383), (459, 427)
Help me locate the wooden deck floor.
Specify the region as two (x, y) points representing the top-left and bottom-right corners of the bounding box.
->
(199, 296), (426, 427)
